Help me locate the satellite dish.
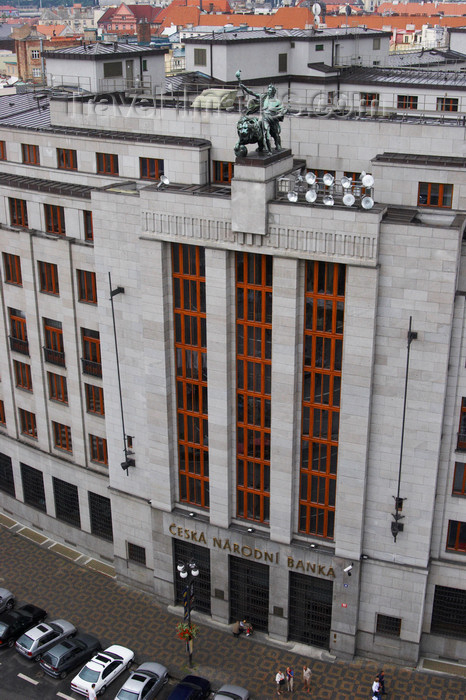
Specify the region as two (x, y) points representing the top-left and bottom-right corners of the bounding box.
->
(305, 172), (316, 185)
(361, 173), (374, 188)
(287, 191), (298, 202)
(312, 3), (321, 15)
(343, 192), (355, 207)
(361, 196), (374, 209)
(323, 173), (334, 187)
(323, 194), (334, 206)
(340, 176), (352, 189)
(305, 189), (317, 203)
(156, 174), (170, 189)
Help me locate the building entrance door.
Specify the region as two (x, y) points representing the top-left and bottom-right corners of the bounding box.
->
(173, 539), (211, 615)
(125, 60), (134, 87)
(229, 556), (269, 632)
(288, 572), (333, 649)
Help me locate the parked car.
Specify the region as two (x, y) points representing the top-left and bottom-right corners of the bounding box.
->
(213, 685), (249, 700)
(16, 618), (76, 660)
(70, 644), (134, 696)
(167, 675), (211, 700)
(40, 632), (101, 679)
(0, 588), (15, 614)
(0, 604), (47, 649)
(114, 661), (169, 700)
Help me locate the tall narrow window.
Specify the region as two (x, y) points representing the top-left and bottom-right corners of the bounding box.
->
(21, 463), (45, 511)
(299, 262), (345, 540)
(83, 210), (93, 242)
(172, 244), (209, 508)
(81, 328), (101, 377)
(77, 270), (97, 304)
(19, 408), (37, 438)
(3, 253), (22, 285)
(212, 161), (234, 184)
(446, 520), (466, 552)
(9, 308), (28, 355)
(52, 421), (72, 452)
(14, 361), (32, 391)
(85, 384), (105, 415)
(89, 491), (113, 541)
(43, 318), (65, 367)
(57, 148), (77, 171)
(0, 401), (5, 426)
(453, 462), (466, 496)
(44, 204), (66, 235)
(53, 477), (80, 528)
(236, 253), (272, 523)
(0, 141), (6, 160)
(48, 372), (68, 403)
(38, 261), (59, 295)
(0, 453), (14, 496)
(21, 143), (40, 165)
(9, 198), (28, 228)
(457, 398), (466, 451)
(89, 434), (108, 465)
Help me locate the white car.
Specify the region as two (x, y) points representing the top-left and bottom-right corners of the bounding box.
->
(15, 619), (76, 661)
(213, 685), (250, 700)
(70, 644), (134, 697)
(0, 587), (15, 614)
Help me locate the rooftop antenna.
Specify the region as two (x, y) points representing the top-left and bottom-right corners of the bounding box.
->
(312, 2), (321, 26)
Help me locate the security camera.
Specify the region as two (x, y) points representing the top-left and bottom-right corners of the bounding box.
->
(344, 564), (353, 575)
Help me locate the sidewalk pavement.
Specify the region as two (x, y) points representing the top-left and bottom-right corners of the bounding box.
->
(0, 516), (465, 700)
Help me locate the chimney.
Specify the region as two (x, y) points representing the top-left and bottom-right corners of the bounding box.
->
(137, 18), (151, 44)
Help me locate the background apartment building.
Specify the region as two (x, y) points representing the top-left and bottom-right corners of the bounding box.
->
(0, 34), (465, 667)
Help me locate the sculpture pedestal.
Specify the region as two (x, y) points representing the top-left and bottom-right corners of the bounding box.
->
(231, 149), (294, 236)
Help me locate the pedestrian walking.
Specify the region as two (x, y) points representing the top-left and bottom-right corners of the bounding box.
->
(275, 670), (285, 695)
(378, 669), (386, 695)
(302, 664), (312, 693)
(286, 666), (294, 692)
(371, 675), (381, 700)
(87, 684), (97, 700)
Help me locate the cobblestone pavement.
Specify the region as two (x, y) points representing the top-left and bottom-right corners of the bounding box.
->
(0, 525), (465, 700)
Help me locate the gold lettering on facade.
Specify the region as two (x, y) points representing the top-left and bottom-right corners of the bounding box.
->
(265, 551), (274, 563)
(307, 563), (316, 573)
(241, 545), (252, 557)
(233, 543), (240, 554)
(223, 540), (231, 551)
(213, 537), (222, 548)
(327, 567), (335, 578)
(254, 549), (262, 560)
(198, 532), (206, 544)
(169, 523), (177, 535)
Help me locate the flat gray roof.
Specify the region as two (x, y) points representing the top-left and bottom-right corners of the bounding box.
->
(184, 27), (391, 44)
(42, 42), (167, 61)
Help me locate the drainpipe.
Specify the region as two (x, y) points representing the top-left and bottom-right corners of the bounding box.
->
(40, 38), (45, 84)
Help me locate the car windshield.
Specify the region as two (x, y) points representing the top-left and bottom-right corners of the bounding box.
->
(79, 667), (100, 683)
(18, 634), (34, 650)
(0, 622), (8, 635)
(117, 690), (139, 700)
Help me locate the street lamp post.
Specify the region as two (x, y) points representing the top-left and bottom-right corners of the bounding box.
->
(177, 561), (199, 667)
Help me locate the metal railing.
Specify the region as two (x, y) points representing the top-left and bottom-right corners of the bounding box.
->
(9, 336), (29, 355)
(43, 347), (65, 367)
(81, 358), (102, 377)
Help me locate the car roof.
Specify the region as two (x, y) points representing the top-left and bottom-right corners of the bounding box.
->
(23, 623), (51, 640)
(136, 662), (168, 677)
(215, 686), (249, 700)
(0, 588), (12, 598)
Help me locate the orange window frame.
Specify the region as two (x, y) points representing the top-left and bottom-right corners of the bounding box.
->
(3, 253), (22, 286)
(52, 421), (72, 452)
(83, 210), (94, 242)
(360, 92), (379, 106)
(437, 97), (458, 112)
(14, 361), (32, 391)
(44, 320), (63, 353)
(10, 310), (27, 341)
(446, 520), (466, 552)
(0, 400), (5, 425)
(38, 261), (59, 295)
(57, 148), (77, 171)
(96, 152), (119, 175)
(21, 143), (39, 165)
(82, 331), (101, 364)
(418, 182), (453, 209)
(172, 243), (209, 509)
(298, 261), (345, 540)
(0, 140), (6, 160)
(397, 95), (418, 110)
(9, 198), (28, 228)
(85, 384), (105, 415)
(457, 397), (466, 450)
(48, 372), (68, 403)
(139, 157), (164, 180)
(236, 252), (272, 524)
(77, 270), (97, 304)
(89, 434), (108, 464)
(212, 161), (234, 184)
(44, 204), (66, 235)
(20, 408), (37, 438)
(453, 462), (466, 496)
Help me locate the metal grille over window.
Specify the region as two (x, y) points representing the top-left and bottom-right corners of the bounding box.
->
(20, 463), (46, 512)
(431, 585), (466, 638)
(0, 453), (15, 497)
(127, 542), (146, 566)
(88, 492), (113, 541)
(236, 253), (272, 524)
(53, 477), (81, 528)
(298, 262), (345, 540)
(172, 244), (209, 509)
(376, 613), (401, 637)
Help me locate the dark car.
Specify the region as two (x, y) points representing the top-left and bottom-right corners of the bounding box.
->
(167, 675), (211, 700)
(0, 604), (47, 649)
(40, 633), (101, 679)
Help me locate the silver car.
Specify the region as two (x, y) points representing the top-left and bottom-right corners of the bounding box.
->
(213, 685), (250, 700)
(115, 661), (169, 700)
(15, 618), (77, 660)
(0, 587), (15, 614)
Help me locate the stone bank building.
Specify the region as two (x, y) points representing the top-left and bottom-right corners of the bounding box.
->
(0, 35), (465, 666)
